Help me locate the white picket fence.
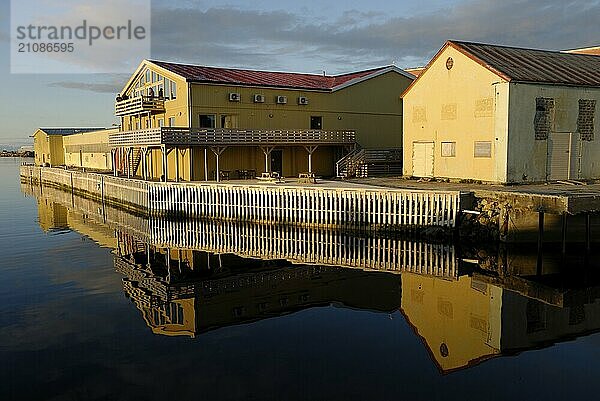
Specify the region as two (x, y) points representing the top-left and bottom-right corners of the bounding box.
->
(149, 182), (460, 228)
(21, 165), (462, 229)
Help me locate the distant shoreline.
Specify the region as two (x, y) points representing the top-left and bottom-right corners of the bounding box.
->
(1, 151), (34, 158)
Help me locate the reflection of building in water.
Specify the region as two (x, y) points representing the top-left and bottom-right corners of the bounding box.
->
(32, 185), (117, 248)
(401, 274), (503, 372)
(401, 272), (600, 374)
(114, 239), (402, 336)
(24, 182), (600, 372)
(36, 197), (68, 232)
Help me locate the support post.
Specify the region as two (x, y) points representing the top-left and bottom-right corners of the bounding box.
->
(126, 147), (132, 178)
(260, 146), (274, 173)
(204, 148), (208, 181)
(303, 145), (319, 173)
(209, 146), (227, 182)
(148, 148), (153, 180)
(189, 147), (194, 181)
(161, 145), (167, 182)
(111, 149), (117, 177)
(141, 147), (148, 180)
(175, 146), (180, 182)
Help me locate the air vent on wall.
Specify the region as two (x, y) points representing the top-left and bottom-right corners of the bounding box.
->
(298, 96), (309, 105)
(254, 94), (265, 103)
(229, 93), (241, 102)
(276, 95), (287, 104)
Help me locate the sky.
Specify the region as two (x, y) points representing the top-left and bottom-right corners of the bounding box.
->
(0, 0), (599, 147)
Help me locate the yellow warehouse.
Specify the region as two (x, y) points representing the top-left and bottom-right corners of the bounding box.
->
(403, 41), (600, 183)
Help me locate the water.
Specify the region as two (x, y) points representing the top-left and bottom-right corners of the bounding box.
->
(2, 158), (600, 401)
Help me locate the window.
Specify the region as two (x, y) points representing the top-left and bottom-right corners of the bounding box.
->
(441, 142), (456, 157)
(168, 117), (176, 127)
(164, 80), (171, 99)
(578, 99), (596, 141)
(199, 114), (216, 128)
(474, 141), (492, 158)
(145, 69), (151, 83)
(310, 116), (322, 130)
(158, 119), (164, 128)
(534, 97), (554, 140)
(171, 82), (177, 99)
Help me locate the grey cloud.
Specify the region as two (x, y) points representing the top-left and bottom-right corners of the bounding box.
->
(48, 75), (129, 94)
(150, 1), (600, 71)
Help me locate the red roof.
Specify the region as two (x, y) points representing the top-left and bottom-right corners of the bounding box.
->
(149, 60), (394, 91)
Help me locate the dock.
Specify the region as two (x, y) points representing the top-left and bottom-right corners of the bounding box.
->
(20, 165), (464, 233)
(20, 165), (600, 244)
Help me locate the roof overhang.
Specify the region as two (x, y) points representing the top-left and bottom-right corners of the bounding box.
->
(119, 60), (188, 96)
(332, 66), (415, 92)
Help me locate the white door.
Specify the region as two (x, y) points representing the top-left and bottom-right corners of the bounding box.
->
(412, 142), (435, 177)
(548, 132), (578, 180)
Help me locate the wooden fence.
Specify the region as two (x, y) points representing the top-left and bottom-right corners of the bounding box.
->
(149, 182), (461, 229)
(22, 178), (458, 278)
(21, 165), (462, 230)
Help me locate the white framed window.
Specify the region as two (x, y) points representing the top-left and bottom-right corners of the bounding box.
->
(168, 117), (175, 127)
(441, 142), (456, 157)
(474, 141), (492, 158)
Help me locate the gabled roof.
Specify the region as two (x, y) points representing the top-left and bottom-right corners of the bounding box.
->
(403, 40), (600, 97)
(143, 60), (413, 91)
(36, 128), (107, 136)
(451, 41), (600, 87)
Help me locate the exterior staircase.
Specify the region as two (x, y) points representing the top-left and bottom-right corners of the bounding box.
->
(130, 148), (142, 177)
(336, 147), (403, 178)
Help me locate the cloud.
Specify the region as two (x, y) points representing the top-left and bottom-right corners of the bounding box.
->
(48, 75), (128, 93)
(150, 0), (600, 71)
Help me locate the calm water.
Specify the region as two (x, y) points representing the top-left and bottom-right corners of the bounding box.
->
(2, 157), (600, 401)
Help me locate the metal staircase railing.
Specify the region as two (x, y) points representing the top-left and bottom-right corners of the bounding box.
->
(336, 147), (403, 178)
(336, 147), (362, 178)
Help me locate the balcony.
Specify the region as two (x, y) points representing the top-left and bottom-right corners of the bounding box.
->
(109, 127), (356, 147)
(115, 96), (165, 117)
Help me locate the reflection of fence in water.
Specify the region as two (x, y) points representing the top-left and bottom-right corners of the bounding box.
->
(151, 218), (458, 278)
(22, 182), (151, 241)
(22, 182), (457, 278)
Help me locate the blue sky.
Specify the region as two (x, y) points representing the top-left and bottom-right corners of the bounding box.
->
(1, 0), (599, 146)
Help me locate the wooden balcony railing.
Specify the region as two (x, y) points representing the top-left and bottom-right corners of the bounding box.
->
(109, 127), (356, 147)
(115, 96), (165, 117)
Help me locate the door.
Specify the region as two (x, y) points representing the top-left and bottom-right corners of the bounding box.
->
(412, 142), (434, 177)
(270, 150), (283, 175)
(221, 115), (238, 128)
(548, 132), (578, 180)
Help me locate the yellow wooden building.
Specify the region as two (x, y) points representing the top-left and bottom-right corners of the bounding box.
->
(111, 60), (414, 181)
(403, 41), (600, 183)
(33, 127), (105, 167)
(63, 127), (119, 171)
